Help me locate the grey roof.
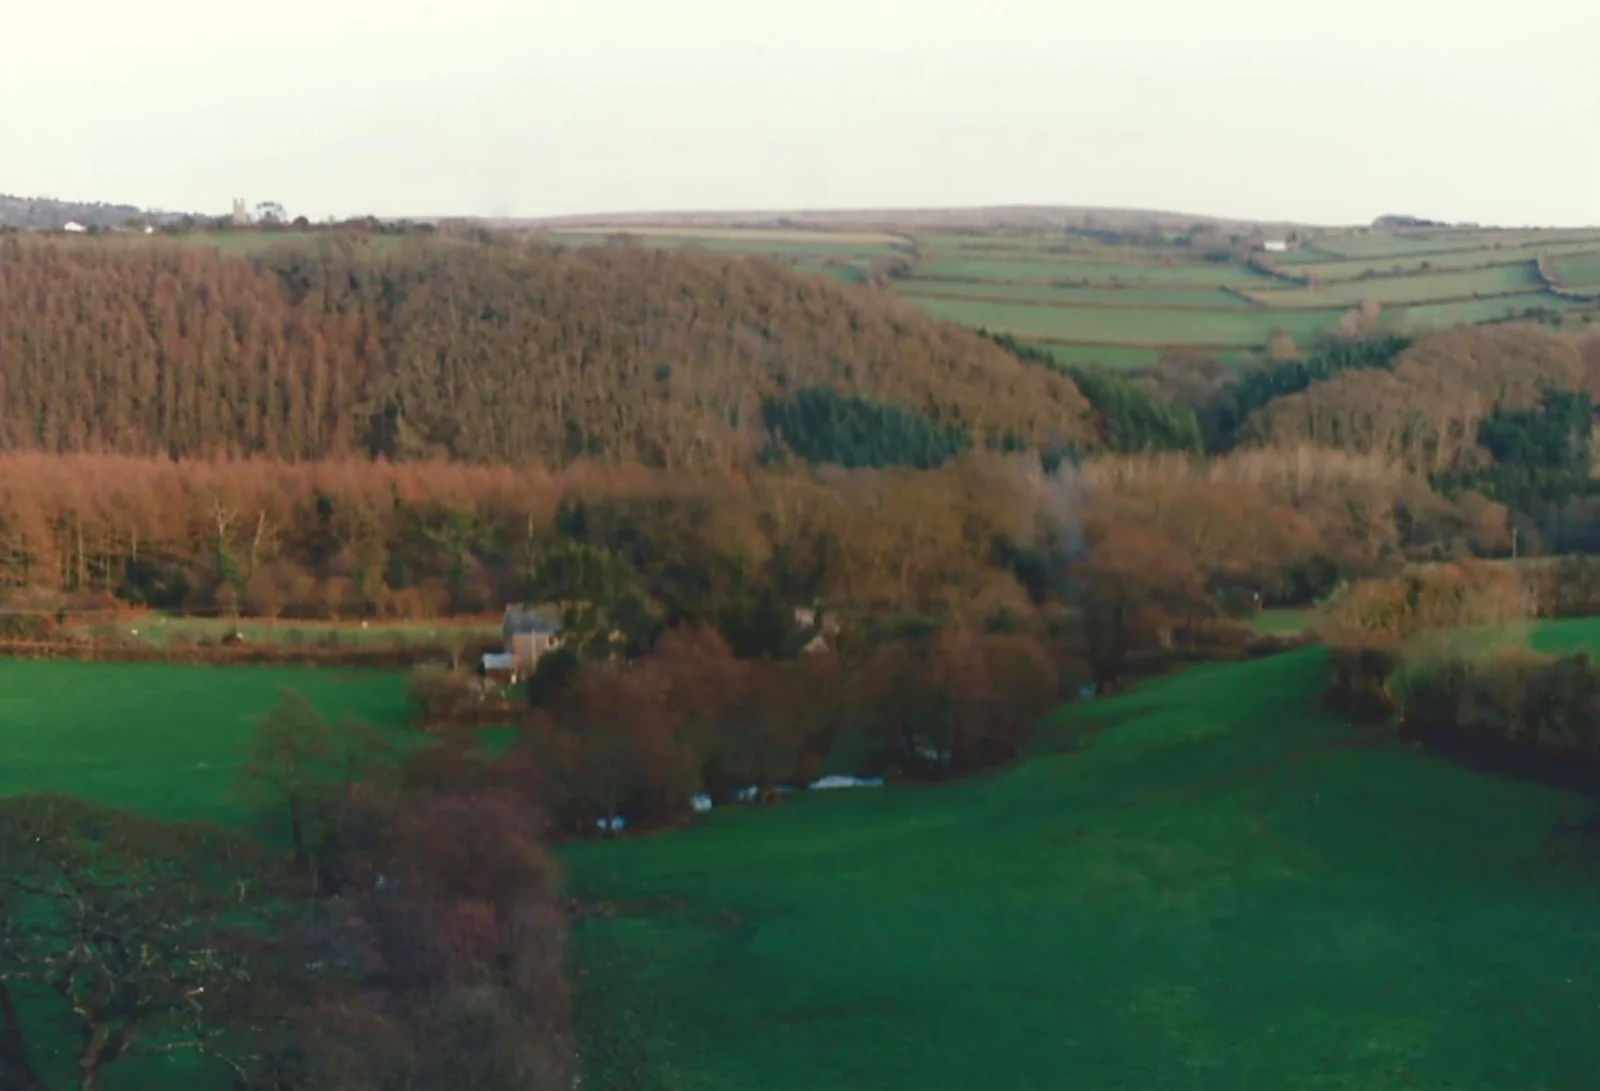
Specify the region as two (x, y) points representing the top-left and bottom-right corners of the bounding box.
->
(504, 604), (562, 635)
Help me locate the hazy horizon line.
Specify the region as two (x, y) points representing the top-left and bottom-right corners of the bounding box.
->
(10, 188), (1597, 233)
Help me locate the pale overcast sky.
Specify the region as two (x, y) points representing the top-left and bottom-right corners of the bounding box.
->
(1, 0), (1595, 225)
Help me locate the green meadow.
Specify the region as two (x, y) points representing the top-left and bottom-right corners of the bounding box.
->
(1388, 293), (1592, 330)
(1289, 239), (1600, 282)
(568, 645), (1600, 1091)
(0, 660), (412, 823)
(1547, 250), (1600, 290)
(1253, 262), (1543, 308)
(911, 296), (1337, 346)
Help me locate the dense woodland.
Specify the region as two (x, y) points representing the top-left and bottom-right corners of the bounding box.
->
(0, 236), (1091, 466)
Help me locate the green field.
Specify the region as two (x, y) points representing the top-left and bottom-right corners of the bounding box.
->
(1308, 232), (1518, 260)
(919, 235), (1128, 256)
(1547, 250), (1600, 290)
(1251, 263), (1543, 308)
(1387, 293), (1590, 330)
(0, 660), (412, 823)
(568, 645), (1600, 1091)
(66, 613), (501, 649)
(1249, 608), (1315, 636)
(1269, 244), (1351, 265)
(916, 256), (1266, 287)
(912, 296), (1336, 346)
(1288, 239), (1600, 283)
(897, 279), (1251, 309)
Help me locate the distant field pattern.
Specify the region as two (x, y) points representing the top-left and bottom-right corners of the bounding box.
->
(1291, 239), (1600, 282)
(1252, 263), (1543, 308)
(535, 221), (1600, 363)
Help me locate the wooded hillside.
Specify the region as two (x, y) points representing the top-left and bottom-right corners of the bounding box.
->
(0, 236), (1093, 466)
(1237, 326), (1600, 473)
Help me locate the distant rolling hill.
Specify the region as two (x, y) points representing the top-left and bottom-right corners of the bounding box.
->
(513, 215), (1600, 368)
(0, 193), (161, 230)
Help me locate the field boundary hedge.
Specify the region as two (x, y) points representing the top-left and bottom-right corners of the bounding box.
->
(1034, 335), (1260, 351)
(910, 272), (1260, 291)
(1241, 286), (1545, 311)
(898, 288), (1279, 314)
(1289, 254), (1538, 285)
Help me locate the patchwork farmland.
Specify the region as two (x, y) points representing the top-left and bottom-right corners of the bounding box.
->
(540, 222), (1600, 369)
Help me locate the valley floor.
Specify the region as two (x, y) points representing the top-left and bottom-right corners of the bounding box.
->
(6, 637), (1600, 1088)
(566, 647), (1600, 1090)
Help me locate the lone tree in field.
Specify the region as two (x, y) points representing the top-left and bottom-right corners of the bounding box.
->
(0, 794), (295, 1091)
(240, 689), (392, 890)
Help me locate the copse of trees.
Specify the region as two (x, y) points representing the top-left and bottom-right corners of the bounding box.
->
(979, 330), (1203, 454)
(509, 620), (1064, 835)
(1402, 651), (1600, 773)
(1211, 334), (1411, 449)
(761, 387), (974, 469)
(1434, 388), (1599, 510)
(1061, 365), (1203, 454)
(1318, 560), (1541, 727)
(1239, 325), (1597, 474)
(1477, 388), (1594, 468)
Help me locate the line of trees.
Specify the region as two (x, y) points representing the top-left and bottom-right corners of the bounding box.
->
(0, 440), (1525, 704)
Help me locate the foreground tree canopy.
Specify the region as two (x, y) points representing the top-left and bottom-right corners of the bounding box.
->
(0, 795), (289, 1090)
